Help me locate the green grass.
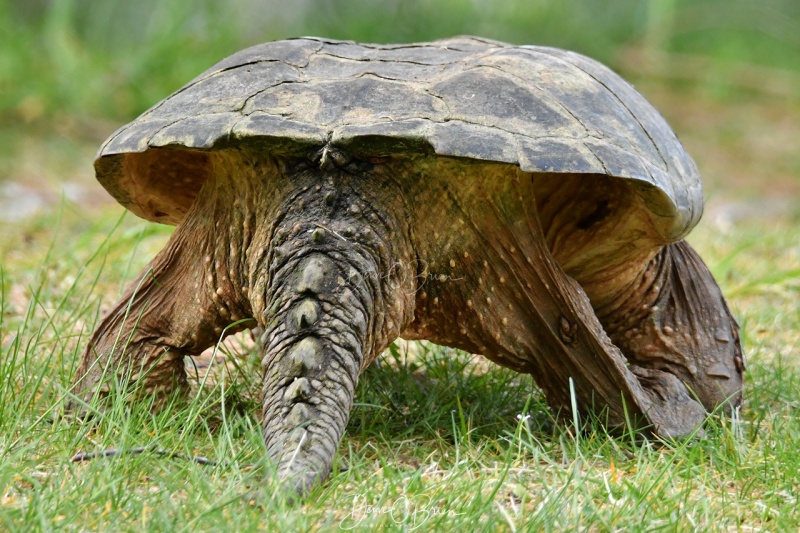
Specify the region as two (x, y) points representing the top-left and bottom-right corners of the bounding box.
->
(0, 197), (798, 531)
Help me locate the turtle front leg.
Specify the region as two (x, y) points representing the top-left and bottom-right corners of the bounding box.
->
(400, 161), (713, 437)
(598, 240), (744, 414)
(71, 219), (252, 411)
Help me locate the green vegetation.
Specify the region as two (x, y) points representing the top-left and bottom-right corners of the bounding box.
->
(0, 207), (798, 530)
(1, 0), (799, 530)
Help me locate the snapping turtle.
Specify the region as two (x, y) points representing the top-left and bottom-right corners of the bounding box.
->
(73, 36), (743, 494)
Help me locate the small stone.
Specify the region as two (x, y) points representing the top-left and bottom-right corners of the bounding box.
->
(449, 259), (456, 268)
(312, 227), (325, 243)
(502, 318), (508, 325)
(437, 274), (447, 282)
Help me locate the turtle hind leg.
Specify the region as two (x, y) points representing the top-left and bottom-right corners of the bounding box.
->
(598, 240), (744, 414)
(70, 217), (253, 413)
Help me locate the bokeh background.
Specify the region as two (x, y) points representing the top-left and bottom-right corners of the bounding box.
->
(0, 0), (798, 224)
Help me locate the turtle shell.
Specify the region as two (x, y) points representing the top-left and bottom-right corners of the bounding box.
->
(95, 36), (702, 238)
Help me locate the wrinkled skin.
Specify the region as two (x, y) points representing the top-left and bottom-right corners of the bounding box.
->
(72, 146), (743, 495)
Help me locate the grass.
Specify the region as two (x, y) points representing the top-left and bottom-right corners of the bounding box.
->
(0, 192), (798, 531)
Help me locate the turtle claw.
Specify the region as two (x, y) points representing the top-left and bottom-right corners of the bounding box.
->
(628, 365), (708, 438)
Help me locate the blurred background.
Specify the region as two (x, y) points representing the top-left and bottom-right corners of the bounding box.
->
(0, 0), (798, 224)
